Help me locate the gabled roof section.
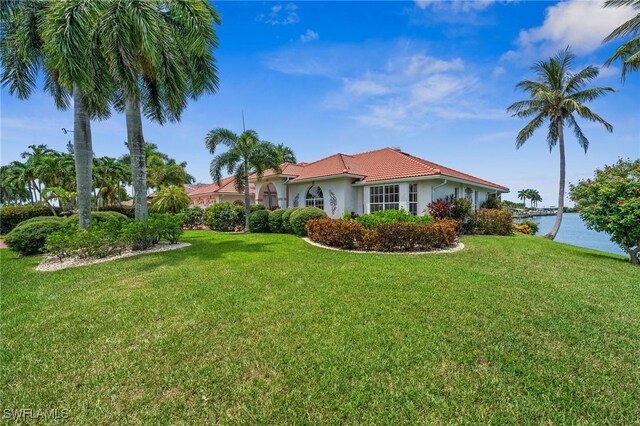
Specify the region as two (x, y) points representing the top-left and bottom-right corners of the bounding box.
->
(187, 176), (254, 197)
(254, 147), (508, 191)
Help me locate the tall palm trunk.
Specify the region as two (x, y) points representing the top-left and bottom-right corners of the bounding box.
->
(244, 163), (251, 231)
(546, 123), (565, 240)
(126, 97), (149, 221)
(73, 86), (93, 229)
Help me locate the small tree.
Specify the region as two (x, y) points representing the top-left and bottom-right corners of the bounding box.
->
(150, 185), (190, 214)
(569, 159), (640, 264)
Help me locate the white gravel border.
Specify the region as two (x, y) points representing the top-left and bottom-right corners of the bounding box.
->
(302, 238), (464, 255)
(36, 242), (191, 272)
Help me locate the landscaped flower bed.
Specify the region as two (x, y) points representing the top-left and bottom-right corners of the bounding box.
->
(305, 218), (459, 252)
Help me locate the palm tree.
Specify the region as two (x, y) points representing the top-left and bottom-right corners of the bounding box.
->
(274, 143), (297, 164)
(529, 189), (542, 208)
(507, 48), (614, 240)
(2, 1), (111, 228)
(93, 157), (129, 207)
(603, 0), (640, 80)
(205, 129), (282, 230)
(97, 0), (221, 221)
(150, 185), (190, 214)
(517, 189), (529, 208)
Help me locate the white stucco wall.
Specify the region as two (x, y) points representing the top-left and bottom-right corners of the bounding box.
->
(285, 177), (357, 218)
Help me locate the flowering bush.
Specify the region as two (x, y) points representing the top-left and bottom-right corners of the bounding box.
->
(515, 223), (532, 235)
(515, 219), (539, 235)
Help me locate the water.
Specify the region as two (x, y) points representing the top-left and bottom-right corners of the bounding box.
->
(529, 213), (626, 256)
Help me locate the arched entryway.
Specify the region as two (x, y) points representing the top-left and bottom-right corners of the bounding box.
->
(259, 183), (278, 209)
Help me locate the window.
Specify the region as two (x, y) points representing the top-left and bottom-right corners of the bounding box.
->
(306, 185), (324, 209)
(369, 185), (399, 212)
(409, 184), (418, 215)
(454, 187), (460, 199)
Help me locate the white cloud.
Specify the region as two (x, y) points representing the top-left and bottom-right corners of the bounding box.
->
(415, 0), (496, 13)
(491, 66), (506, 78)
(502, 0), (636, 61)
(300, 29), (319, 43)
(257, 3), (299, 25)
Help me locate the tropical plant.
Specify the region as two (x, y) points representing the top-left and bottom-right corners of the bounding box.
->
(150, 185), (190, 214)
(517, 189), (530, 208)
(603, 0), (640, 81)
(569, 159), (640, 264)
(97, 0), (221, 221)
(507, 48), (614, 240)
(205, 129), (284, 230)
(1, 1), (112, 228)
(274, 143), (297, 164)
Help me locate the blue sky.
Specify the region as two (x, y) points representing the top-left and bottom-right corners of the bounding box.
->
(1, 0), (638, 206)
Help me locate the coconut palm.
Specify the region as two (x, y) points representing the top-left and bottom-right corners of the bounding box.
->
(529, 189), (542, 208)
(205, 129), (282, 230)
(2, 1), (111, 228)
(603, 0), (640, 80)
(97, 0), (221, 221)
(0, 165), (30, 204)
(517, 189), (530, 208)
(93, 157), (129, 207)
(274, 143), (297, 164)
(507, 48), (614, 240)
(150, 185), (190, 214)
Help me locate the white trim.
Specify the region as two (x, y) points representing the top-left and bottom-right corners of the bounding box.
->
(352, 175), (508, 192)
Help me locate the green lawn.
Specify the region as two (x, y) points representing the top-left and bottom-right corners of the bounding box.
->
(2, 231), (639, 424)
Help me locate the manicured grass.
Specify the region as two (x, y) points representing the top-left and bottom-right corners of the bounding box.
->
(2, 231), (639, 424)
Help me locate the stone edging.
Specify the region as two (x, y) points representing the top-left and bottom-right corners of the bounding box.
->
(302, 238), (464, 255)
(36, 243), (191, 272)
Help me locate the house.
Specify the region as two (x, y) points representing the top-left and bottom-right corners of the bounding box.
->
(250, 147), (509, 218)
(187, 176), (255, 207)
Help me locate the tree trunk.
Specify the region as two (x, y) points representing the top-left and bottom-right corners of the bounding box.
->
(126, 97), (149, 221)
(546, 123), (565, 240)
(73, 86), (93, 229)
(244, 168), (251, 231)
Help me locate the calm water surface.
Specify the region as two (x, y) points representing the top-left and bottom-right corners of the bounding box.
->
(531, 213), (625, 256)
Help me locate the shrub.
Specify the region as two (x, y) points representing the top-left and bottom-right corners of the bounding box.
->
(68, 211), (128, 223)
(181, 207), (205, 229)
(45, 221), (130, 260)
(448, 197), (473, 222)
(341, 211), (359, 220)
(375, 220), (458, 252)
(204, 202), (244, 231)
(474, 209), (514, 236)
(515, 223), (532, 235)
(151, 214), (184, 244)
(13, 215), (65, 230)
(480, 196), (502, 210)
(281, 208), (299, 234)
(250, 204), (266, 212)
(5, 217), (68, 256)
(0, 204), (56, 234)
(248, 210), (270, 233)
(268, 209), (287, 233)
(306, 218), (365, 249)
(427, 199), (452, 220)
(122, 220), (159, 250)
(356, 209), (434, 229)
(516, 219), (539, 235)
(290, 207), (327, 236)
(98, 205), (136, 218)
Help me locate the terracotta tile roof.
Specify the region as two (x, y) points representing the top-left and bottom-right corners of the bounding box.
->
(290, 148), (508, 191)
(255, 147), (508, 191)
(259, 162), (306, 178)
(187, 176), (254, 197)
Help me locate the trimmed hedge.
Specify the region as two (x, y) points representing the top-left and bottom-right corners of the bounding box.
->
(5, 217), (69, 256)
(281, 208), (298, 234)
(0, 205), (56, 234)
(306, 219), (365, 250)
(289, 207), (327, 236)
(98, 205), (136, 218)
(356, 209), (434, 229)
(248, 210), (270, 233)
(306, 218), (458, 252)
(268, 209), (287, 233)
(474, 209), (514, 236)
(68, 211), (128, 223)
